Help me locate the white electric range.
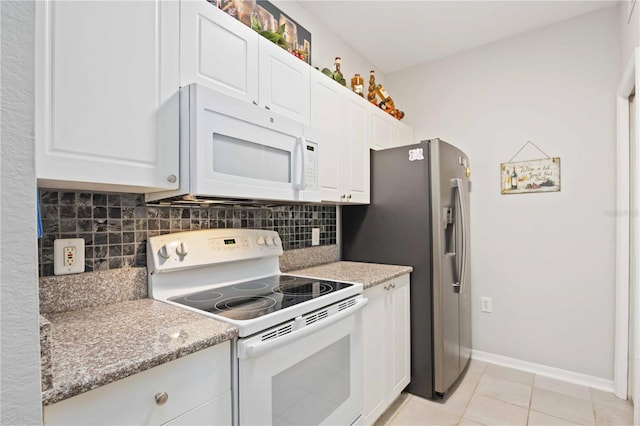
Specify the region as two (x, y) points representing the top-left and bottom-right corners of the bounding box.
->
(147, 229), (366, 426)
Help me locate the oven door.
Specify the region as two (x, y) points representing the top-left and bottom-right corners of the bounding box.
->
(237, 297), (366, 426)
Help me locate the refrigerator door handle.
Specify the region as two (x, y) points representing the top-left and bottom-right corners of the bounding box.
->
(452, 178), (468, 294)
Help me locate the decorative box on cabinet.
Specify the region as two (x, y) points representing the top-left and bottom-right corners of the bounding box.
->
(361, 275), (411, 425)
(43, 343), (232, 426)
(310, 69), (370, 204)
(35, 0), (180, 192)
(369, 104), (415, 150)
(180, 0), (310, 124)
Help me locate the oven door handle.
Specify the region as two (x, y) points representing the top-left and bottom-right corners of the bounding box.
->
(237, 297), (368, 360)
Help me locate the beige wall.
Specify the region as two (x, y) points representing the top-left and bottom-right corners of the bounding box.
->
(386, 6), (620, 380)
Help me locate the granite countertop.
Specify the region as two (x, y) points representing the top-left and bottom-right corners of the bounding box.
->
(291, 261), (412, 289)
(42, 298), (238, 406)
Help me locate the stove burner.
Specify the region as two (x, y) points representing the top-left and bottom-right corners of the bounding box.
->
(233, 282), (269, 291)
(216, 296), (277, 312)
(278, 275), (298, 282)
(166, 275), (354, 322)
(185, 290), (223, 302)
(275, 282), (333, 297)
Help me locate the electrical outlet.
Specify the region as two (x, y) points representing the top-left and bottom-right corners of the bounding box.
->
(480, 297), (493, 313)
(54, 238), (85, 275)
(312, 228), (320, 246)
(64, 246), (76, 266)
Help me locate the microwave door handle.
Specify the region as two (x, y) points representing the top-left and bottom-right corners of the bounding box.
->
(293, 137), (306, 190)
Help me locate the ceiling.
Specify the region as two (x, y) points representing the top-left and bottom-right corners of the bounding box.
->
(297, 0), (618, 74)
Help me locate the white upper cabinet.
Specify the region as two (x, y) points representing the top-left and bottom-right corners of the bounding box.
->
(311, 69), (369, 204)
(369, 104), (415, 150)
(180, 0), (258, 104)
(395, 120), (416, 147)
(181, 1), (310, 124)
(339, 91), (369, 204)
(36, 0), (180, 192)
(258, 37), (310, 124)
(369, 105), (396, 150)
(311, 70), (341, 199)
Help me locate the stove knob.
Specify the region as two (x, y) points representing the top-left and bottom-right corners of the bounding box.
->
(273, 236), (281, 246)
(257, 236), (265, 246)
(265, 236), (273, 246)
(158, 245), (171, 259)
(176, 242), (189, 257)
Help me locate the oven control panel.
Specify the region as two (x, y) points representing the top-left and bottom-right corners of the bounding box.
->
(147, 229), (283, 273)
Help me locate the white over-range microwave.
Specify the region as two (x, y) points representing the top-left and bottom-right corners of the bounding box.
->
(146, 83), (320, 204)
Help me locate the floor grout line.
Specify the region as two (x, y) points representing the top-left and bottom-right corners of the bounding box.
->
(380, 361), (633, 426)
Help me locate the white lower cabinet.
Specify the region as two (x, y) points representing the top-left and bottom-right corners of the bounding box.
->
(43, 343), (231, 426)
(361, 275), (411, 425)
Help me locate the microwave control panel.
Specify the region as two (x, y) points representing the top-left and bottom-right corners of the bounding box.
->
(304, 141), (318, 191)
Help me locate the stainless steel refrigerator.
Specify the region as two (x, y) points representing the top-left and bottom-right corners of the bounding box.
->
(342, 138), (471, 399)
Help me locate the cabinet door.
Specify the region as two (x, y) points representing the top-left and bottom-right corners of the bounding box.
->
(361, 285), (387, 425)
(388, 276), (411, 399)
(180, 0), (259, 104)
(395, 122), (415, 147)
(44, 343), (231, 426)
(369, 106), (395, 151)
(163, 391), (232, 426)
(310, 70), (341, 202)
(340, 92), (370, 204)
(36, 0), (180, 192)
(258, 37), (310, 124)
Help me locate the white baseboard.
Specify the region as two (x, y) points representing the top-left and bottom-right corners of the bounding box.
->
(471, 350), (615, 393)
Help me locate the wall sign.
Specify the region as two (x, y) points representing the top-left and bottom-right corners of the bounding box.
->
(501, 141), (561, 195)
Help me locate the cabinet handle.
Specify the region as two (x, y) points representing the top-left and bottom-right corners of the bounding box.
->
(252, 100), (258, 105)
(391, 283), (396, 289)
(384, 284), (390, 290)
(340, 194), (346, 200)
(155, 392), (169, 406)
(347, 194), (352, 200)
(265, 105), (271, 110)
(166, 174), (177, 184)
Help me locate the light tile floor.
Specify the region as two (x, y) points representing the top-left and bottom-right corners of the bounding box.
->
(375, 360), (634, 426)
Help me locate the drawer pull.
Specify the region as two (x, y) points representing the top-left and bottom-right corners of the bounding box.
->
(155, 392), (169, 406)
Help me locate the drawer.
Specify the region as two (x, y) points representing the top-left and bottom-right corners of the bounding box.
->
(44, 342), (231, 425)
(163, 391), (232, 425)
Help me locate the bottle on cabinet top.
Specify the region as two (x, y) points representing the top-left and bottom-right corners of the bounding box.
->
(351, 74), (364, 97)
(367, 70), (377, 104)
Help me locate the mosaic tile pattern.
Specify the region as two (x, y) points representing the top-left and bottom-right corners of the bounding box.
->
(38, 190), (337, 277)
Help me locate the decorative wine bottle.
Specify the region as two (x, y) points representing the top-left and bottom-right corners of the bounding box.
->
(351, 74), (364, 97)
(367, 70), (377, 104)
(333, 57), (344, 83)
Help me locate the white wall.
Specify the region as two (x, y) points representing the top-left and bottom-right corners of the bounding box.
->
(0, 0), (44, 423)
(620, 1), (640, 71)
(271, 1), (386, 88)
(387, 6), (620, 380)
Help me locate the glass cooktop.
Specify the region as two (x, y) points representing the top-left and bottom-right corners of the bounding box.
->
(168, 275), (353, 321)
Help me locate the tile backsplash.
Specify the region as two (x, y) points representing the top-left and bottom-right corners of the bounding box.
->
(38, 190), (337, 277)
